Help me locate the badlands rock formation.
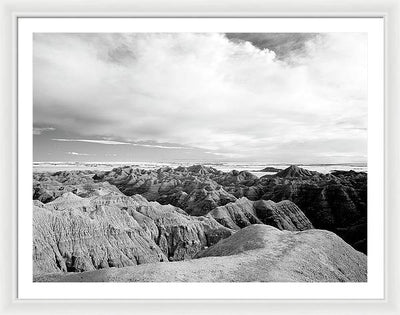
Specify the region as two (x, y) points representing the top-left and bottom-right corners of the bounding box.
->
(87, 165), (368, 253)
(35, 225), (367, 282)
(207, 197), (313, 231)
(274, 165), (321, 178)
(33, 170), (121, 203)
(33, 188), (233, 276)
(260, 167), (367, 253)
(93, 165), (239, 215)
(256, 166), (283, 172)
(32, 164), (368, 282)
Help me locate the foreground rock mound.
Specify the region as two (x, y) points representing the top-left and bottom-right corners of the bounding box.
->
(35, 225), (367, 282)
(207, 197), (313, 231)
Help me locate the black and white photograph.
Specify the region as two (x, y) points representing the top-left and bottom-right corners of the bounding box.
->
(30, 29), (371, 284)
(0, 0), (398, 311)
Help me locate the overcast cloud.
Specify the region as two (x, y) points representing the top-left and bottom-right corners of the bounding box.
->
(33, 33), (367, 163)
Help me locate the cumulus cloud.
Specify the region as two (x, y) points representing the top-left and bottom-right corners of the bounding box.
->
(226, 33), (320, 61)
(33, 33), (367, 162)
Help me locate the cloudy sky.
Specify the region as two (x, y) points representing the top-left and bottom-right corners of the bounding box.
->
(33, 32), (367, 163)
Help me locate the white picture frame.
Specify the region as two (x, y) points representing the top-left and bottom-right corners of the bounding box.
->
(1, 0), (399, 313)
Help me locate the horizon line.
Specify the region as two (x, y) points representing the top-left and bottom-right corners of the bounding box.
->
(32, 160), (368, 166)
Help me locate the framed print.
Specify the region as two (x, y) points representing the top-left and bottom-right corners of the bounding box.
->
(1, 0), (399, 314)
(17, 16), (384, 299)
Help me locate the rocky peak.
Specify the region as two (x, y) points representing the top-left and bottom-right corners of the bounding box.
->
(275, 165), (320, 178)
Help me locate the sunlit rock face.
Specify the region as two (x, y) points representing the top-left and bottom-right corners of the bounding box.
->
(33, 189), (233, 276)
(207, 197), (313, 231)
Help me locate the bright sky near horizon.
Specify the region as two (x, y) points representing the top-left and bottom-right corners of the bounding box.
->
(33, 32), (367, 163)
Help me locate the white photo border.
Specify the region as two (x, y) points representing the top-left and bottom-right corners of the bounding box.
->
(16, 17), (384, 300)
